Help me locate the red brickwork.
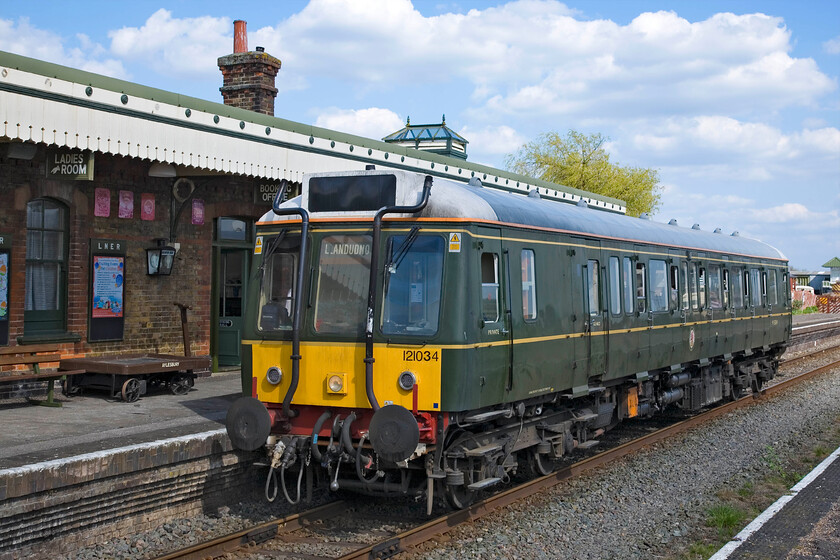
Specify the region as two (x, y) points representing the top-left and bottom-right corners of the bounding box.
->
(217, 52), (281, 115)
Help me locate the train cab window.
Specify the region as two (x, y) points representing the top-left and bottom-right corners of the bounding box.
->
(698, 267), (706, 309)
(258, 235), (300, 332)
(708, 266), (722, 310)
(382, 235), (444, 336)
(722, 269), (730, 308)
(669, 265), (679, 311)
(635, 262), (647, 313)
(622, 257), (634, 314)
(749, 269), (761, 307)
(586, 259), (600, 316)
(314, 235), (372, 334)
(681, 262), (689, 310)
(609, 257), (621, 316)
(521, 249), (537, 321)
(731, 268), (744, 308)
(649, 260), (668, 312)
(767, 270), (778, 305)
(481, 253), (500, 322)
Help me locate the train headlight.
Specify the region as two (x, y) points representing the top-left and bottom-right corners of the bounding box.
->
(266, 366), (283, 385)
(398, 371), (417, 391)
(327, 373), (346, 394)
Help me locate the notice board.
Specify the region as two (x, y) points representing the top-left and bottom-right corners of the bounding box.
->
(89, 238), (126, 342)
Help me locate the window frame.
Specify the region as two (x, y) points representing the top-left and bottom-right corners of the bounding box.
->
(609, 256), (621, 316)
(24, 198), (69, 335)
(481, 252), (501, 323)
(521, 249), (537, 322)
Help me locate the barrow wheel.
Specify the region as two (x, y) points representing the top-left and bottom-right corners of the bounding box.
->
(121, 378), (141, 403)
(169, 373), (194, 396)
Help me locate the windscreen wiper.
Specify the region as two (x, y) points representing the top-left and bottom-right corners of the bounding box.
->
(384, 226), (420, 296)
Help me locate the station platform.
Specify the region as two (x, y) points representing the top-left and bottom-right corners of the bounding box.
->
(711, 444), (840, 560)
(0, 369), (242, 470)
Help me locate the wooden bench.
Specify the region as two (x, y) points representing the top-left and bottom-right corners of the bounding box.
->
(0, 344), (85, 407)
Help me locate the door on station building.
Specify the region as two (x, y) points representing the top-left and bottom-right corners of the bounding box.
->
(215, 218), (252, 368)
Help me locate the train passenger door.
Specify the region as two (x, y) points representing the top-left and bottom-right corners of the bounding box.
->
(572, 239), (605, 395)
(475, 227), (512, 404)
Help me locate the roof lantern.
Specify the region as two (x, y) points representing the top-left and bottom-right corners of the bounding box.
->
(382, 114), (469, 160)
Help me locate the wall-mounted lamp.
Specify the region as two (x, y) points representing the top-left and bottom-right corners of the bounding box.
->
(146, 239), (176, 275)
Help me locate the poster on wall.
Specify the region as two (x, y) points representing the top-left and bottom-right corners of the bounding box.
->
(0, 234), (11, 346)
(92, 256), (124, 318)
(118, 190), (134, 219)
(89, 238), (126, 342)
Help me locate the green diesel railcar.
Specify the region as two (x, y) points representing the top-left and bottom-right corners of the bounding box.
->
(227, 169), (790, 510)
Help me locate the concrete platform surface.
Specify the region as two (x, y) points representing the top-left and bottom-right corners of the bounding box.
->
(0, 370), (242, 470)
(712, 444), (840, 559)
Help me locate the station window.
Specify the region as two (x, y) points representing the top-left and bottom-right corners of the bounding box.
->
(587, 259), (600, 316)
(25, 198), (68, 335)
(521, 249), (537, 321)
(649, 260), (668, 312)
(731, 268), (744, 308)
(708, 266), (722, 310)
(635, 262), (647, 313)
(622, 257), (634, 315)
(609, 257), (621, 316)
(698, 267), (706, 309)
(669, 265), (679, 311)
(681, 262), (689, 310)
(481, 253), (500, 322)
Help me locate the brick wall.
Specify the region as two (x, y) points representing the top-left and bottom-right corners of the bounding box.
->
(0, 149), (267, 370)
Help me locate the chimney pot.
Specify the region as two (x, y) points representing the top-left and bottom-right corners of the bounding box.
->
(256, 46), (265, 52)
(233, 20), (248, 53)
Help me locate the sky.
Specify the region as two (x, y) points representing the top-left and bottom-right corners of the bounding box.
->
(1, 0), (838, 271)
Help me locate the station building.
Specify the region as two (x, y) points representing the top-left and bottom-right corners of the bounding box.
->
(0, 23), (624, 380)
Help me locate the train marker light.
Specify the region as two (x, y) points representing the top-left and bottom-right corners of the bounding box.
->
(327, 373), (346, 394)
(266, 366), (283, 385)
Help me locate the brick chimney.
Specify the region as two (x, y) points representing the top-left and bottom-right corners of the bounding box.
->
(217, 20), (282, 116)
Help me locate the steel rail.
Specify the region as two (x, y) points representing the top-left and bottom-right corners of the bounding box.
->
(338, 356), (840, 560)
(153, 356), (840, 560)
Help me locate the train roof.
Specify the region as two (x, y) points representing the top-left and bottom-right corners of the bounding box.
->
(260, 170), (786, 263)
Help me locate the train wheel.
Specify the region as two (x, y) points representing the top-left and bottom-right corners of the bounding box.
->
(444, 481), (475, 510)
(529, 449), (558, 476)
(121, 378), (141, 403)
(169, 373), (193, 395)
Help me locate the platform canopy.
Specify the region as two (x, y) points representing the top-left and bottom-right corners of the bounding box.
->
(0, 50), (626, 214)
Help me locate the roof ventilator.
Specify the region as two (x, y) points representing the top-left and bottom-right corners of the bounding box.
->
(669, 219), (678, 226)
(528, 189), (541, 199)
(691, 223), (700, 230)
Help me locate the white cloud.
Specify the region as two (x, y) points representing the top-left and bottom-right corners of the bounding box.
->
(459, 125), (527, 156)
(824, 35), (840, 55)
(314, 107), (404, 140)
(0, 17), (127, 78)
(108, 9), (230, 79)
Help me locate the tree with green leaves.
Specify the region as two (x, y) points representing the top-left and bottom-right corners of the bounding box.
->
(505, 130), (662, 217)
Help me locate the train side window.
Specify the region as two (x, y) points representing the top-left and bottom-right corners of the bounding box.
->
(669, 265), (679, 311)
(689, 264), (699, 310)
(743, 270), (751, 306)
(635, 262), (646, 313)
(586, 259), (600, 316)
(521, 249), (537, 321)
(731, 268), (744, 308)
(698, 267), (706, 309)
(481, 252), (500, 322)
(649, 260), (668, 312)
(767, 270), (778, 305)
(722, 269), (730, 308)
(623, 257), (634, 314)
(749, 269), (761, 307)
(708, 266), (722, 310)
(680, 262), (689, 310)
(609, 257), (621, 316)
(258, 252), (297, 331)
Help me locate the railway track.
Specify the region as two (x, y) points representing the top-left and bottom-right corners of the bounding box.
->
(153, 351), (840, 560)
